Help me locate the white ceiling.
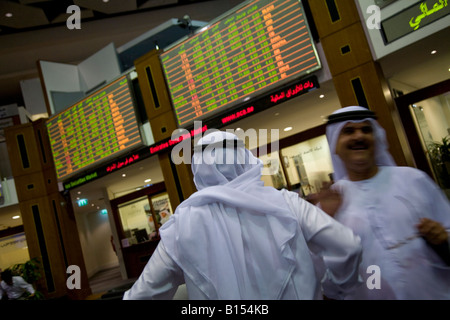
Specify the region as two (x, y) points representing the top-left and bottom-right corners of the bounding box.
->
(0, 1), (449, 229)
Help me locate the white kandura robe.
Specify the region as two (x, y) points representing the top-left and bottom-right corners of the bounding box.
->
(123, 188), (363, 300)
(123, 131), (363, 300)
(331, 166), (450, 299)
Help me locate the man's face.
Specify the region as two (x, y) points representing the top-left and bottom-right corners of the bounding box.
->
(335, 121), (376, 175)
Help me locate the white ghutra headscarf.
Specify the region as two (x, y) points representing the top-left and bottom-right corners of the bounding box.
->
(326, 106), (396, 181)
(159, 131), (312, 299)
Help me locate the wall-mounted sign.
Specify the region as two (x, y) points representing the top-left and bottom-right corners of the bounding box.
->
(160, 0), (321, 129)
(62, 75), (318, 191)
(47, 75), (143, 181)
(381, 0), (449, 44)
(77, 198), (88, 207)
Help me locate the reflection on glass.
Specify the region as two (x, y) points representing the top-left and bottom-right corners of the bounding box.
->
(410, 92), (450, 195)
(281, 135), (333, 197)
(117, 193), (174, 246)
(0, 233), (30, 270)
(259, 151), (288, 190)
(118, 196), (152, 245)
(150, 193), (173, 228)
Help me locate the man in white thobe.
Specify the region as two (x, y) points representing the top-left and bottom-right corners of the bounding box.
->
(0, 269), (35, 300)
(124, 131), (362, 300)
(319, 106), (450, 299)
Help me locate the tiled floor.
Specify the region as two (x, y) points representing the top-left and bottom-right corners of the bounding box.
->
(86, 266), (137, 300)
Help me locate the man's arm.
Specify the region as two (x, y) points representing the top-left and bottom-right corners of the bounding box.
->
(123, 241), (184, 300)
(16, 277), (35, 295)
(284, 190), (362, 299)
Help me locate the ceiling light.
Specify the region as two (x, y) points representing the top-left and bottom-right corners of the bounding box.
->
(122, 173), (126, 177)
(319, 94), (325, 98)
(284, 127), (293, 132)
(274, 112), (280, 116)
(12, 215), (20, 220)
(78, 191), (81, 194)
(431, 50), (437, 54)
(5, 13), (13, 18)
(102, 0), (109, 3)
(144, 179), (152, 183)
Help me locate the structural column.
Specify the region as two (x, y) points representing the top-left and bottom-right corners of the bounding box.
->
(5, 119), (91, 299)
(308, 0), (410, 166)
(135, 49), (197, 208)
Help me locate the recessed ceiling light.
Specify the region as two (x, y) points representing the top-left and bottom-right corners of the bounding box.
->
(431, 50), (437, 54)
(102, 0), (109, 3)
(284, 127), (293, 132)
(319, 94), (325, 98)
(5, 13), (13, 18)
(78, 191), (81, 194)
(122, 173), (126, 177)
(12, 215), (20, 219)
(144, 179), (152, 183)
(274, 112), (280, 116)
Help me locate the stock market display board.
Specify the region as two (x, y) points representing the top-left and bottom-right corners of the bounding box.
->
(47, 75), (143, 180)
(160, 0), (321, 128)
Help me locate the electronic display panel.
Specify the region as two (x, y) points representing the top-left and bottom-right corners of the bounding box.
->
(160, 0), (321, 128)
(46, 75), (143, 180)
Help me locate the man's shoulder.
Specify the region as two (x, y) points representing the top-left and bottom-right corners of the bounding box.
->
(383, 165), (427, 178)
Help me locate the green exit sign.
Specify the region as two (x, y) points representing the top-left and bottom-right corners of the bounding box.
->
(77, 199), (88, 207)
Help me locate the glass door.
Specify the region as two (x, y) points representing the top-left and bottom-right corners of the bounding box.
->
(409, 92), (450, 190)
(394, 78), (450, 199)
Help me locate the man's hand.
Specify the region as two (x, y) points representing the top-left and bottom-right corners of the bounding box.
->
(417, 218), (448, 245)
(307, 181), (342, 217)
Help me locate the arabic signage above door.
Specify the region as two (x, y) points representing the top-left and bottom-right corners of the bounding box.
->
(380, 0), (449, 44)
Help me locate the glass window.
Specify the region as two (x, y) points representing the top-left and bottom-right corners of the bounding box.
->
(280, 135), (333, 197)
(150, 193), (173, 228)
(118, 196), (152, 244)
(410, 92), (450, 191)
(259, 151), (288, 190)
(116, 191), (174, 246)
(0, 232), (30, 270)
